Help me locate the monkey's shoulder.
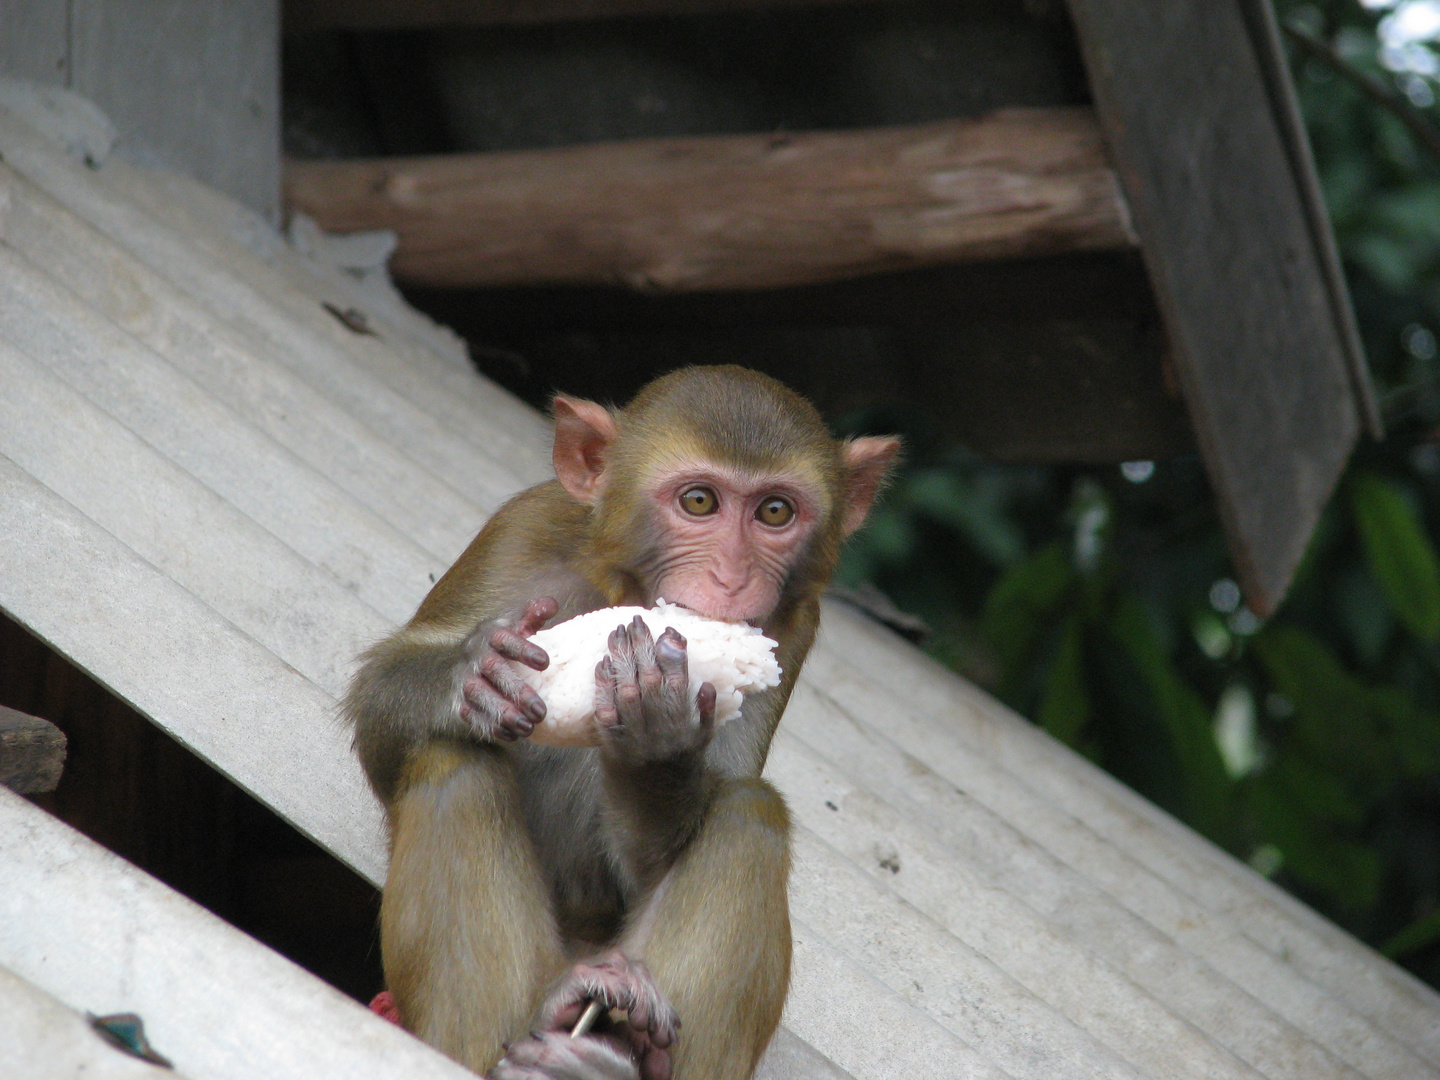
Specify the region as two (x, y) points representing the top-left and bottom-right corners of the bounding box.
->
(411, 481), (595, 629)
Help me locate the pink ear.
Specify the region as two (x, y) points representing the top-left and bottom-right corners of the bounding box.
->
(841, 437), (901, 537)
(553, 395), (618, 503)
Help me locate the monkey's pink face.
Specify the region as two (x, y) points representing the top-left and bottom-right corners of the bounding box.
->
(644, 464), (826, 624)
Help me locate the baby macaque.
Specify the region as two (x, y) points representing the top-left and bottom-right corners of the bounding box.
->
(344, 366), (898, 1079)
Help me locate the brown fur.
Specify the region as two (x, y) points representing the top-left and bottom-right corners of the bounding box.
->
(342, 366), (897, 1077)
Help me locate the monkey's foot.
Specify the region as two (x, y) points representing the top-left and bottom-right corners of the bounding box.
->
(492, 951), (679, 1080)
(491, 1030), (644, 1080)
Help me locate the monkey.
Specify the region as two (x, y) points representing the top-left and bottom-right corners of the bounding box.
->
(343, 366), (898, 1080)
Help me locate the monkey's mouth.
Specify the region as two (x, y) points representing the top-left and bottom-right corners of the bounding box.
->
(658, 597), (760, 627)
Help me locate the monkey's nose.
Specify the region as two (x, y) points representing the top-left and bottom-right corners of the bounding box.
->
(709, 569), (751, 596)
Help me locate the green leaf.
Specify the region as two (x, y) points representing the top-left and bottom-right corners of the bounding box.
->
(980, 542), (1076, 686)
(904, 469), (1025, 567)
(1348, 232), (1426, 291)
(1266, 756), (1364, 826)
(1246, 779), (1382, 910)
(1109, 594), (1234, 838)
(1036, 612), (1089, 747)
(1382, 907), (1440, 959)
(1349, 471), (1440, 641)
(1252, 626), (1440, 780)
(854, 505), (916, 565)
(1369, 183), (1440, 245)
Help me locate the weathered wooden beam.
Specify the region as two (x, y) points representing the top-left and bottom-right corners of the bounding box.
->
(284, 108), (1136, 293)
(285, 0), (894, 32)
(0, 704), (66, 795)
(1065, 0), (1366, 616)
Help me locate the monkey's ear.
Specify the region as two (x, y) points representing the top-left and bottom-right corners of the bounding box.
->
(840, 436), (901, 537)
(553, 395), (618, 503)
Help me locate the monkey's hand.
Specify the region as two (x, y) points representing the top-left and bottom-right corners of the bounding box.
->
(459, 597), (558, 742)
(594, 617), (717, 767)
(490, 951), (679, 1080)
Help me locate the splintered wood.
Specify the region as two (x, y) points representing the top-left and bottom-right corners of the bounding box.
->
(283, 108), (1135, 292)
(0, 704), (66, 795)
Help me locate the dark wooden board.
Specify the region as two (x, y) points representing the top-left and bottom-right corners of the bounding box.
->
(1238, 0), (1381, 439)
(1065, 0), (1363, 615)
(0, 703), (66, 795)
(412, 251), (1193, 463)
(286, 0), (900, 31)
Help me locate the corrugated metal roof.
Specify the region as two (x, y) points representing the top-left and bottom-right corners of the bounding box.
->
(0, 87), (1436, 1080)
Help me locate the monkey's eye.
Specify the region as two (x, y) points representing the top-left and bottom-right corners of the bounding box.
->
(680, 486), (719, 516)
(756, 496), (795, 527)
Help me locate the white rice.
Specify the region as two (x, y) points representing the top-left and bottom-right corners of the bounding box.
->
(513, 600), (782, 747)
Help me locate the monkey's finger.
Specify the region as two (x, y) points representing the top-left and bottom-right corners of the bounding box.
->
(607, 627), (646, 726)
(480, 651), (548, 721)
(638, 1043), (673, 1080)
(623, 960), (679, 1047)
(594, 658), (621, 732)
(627, 617), (660, 690)
(518, 596), (560, 637)
(607, 625), (639, 684)
(490, 626), (550, 671)
(654, 630), (689, 717)
(462, 677), (537, 740)
(696, 681), (717, 740)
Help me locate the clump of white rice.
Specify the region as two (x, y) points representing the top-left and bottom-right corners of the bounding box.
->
(514, 600), (782, 748)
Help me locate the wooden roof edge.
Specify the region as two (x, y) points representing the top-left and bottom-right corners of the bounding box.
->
(1065, 0), (1367, 615)
(1241, 0), (1384, 440)
(0, 787), (475, 1080)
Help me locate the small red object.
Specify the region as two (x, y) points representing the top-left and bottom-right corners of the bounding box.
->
(369, 990), (402, 1025)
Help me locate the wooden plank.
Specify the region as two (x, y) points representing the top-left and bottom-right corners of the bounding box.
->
(1063, 0), (1361, 615)
(0, 108), (553, 492)
(0, 456), (389, 882)
(0, 163), (487, 564)
(781, 923), (1008, 1080)
(0, 704), (66, 795)
(1238, 0), (1382, 439)
(283, 109), (1136, 292)
(0, 964), (190, 1080)
(0, 337), (390, 696)
(790, 826), (1155, 1080)
(0, 246), (443, 626)
(813, 602), (1440, 1071)
(0, 788), (476, 1080)
(68, 0), (280, 223)
(286, 0), (897, 31)
(755, 1029), (858, 1080)
(145, 163), (475, 375)
(767, 718), (1345, 1080)
(0, 2), (68, 86)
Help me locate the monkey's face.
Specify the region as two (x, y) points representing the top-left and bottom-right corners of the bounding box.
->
(640, 460), (826, 624)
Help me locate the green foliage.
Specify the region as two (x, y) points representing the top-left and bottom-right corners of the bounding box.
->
(1349, 471), (1440, 639)
(838, 0), (1440, 988)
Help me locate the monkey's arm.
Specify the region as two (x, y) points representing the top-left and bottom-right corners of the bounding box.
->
(344, 598), (557, 803)
(594, 619), (720, 898)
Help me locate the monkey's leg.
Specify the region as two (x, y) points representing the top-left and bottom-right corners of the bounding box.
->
(382, 742), (566, 1073)
(621, 777), (792, 1080)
